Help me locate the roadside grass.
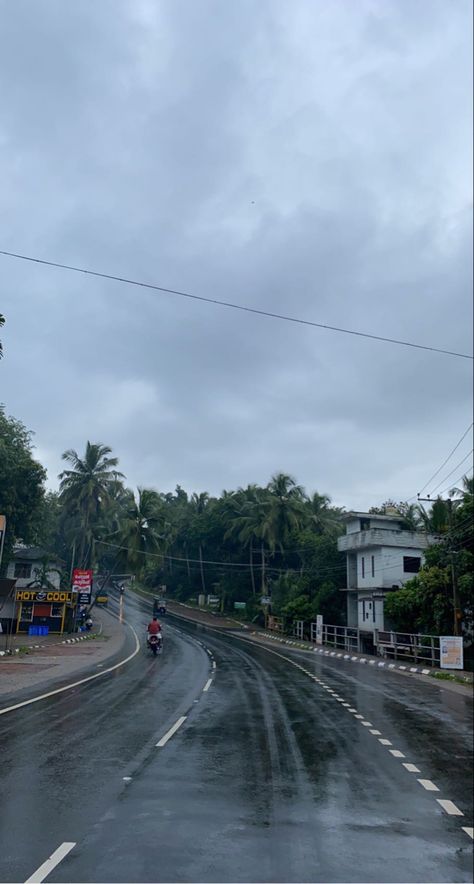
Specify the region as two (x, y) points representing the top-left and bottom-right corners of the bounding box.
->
(429, 670), (473, 685)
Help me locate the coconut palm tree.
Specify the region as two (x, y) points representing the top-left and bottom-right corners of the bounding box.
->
(59, 442), (124, 568)
(190, 492), (211, 594)
(417, 497), (451, 534)
(265, 473), (305, 551)
(224, 485), (263, 595)
(306, 491), (342, 535)
(117, 487), (164, 574)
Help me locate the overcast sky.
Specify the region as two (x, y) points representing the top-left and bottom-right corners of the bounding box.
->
(1, 0), (472, 510)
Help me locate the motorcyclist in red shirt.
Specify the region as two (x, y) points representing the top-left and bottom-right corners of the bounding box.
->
(147, 616), (162, 635)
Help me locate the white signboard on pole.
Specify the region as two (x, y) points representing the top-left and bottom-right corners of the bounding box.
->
(440, 636), (464, 670)
(316, 614), (323, 645)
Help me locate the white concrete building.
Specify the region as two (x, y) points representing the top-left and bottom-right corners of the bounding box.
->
(338, 511), (436, 646)
(6, 546), (61, 589)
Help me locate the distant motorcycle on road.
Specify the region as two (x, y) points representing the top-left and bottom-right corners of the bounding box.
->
(147, 633), (163, 656)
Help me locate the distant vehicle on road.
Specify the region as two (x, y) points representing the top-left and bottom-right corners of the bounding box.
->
(153, 597), (166, 616)
(95, 593), (108, 607)
(147, 633), (162, 656)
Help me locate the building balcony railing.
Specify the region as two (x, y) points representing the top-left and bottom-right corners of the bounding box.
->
(337, 528), (434, 552)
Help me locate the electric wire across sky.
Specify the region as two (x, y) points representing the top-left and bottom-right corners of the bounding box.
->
(1, 248), (472, 359)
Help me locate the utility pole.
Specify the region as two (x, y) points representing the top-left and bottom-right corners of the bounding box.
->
(417, 494), (460, 636)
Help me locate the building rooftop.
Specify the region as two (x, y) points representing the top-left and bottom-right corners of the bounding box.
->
(13, 545), (62, 563)
(341, 511), (404, 523)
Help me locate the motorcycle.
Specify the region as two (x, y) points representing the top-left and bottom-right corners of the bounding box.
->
(147, 633), (163, 656)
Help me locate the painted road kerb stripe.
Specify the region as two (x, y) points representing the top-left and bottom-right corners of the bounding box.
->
(203, 678), (213, 692)
(0, 618), (140, 717)
(436, 799), (464, 816)
(156, 716), (187, 747)
(24, 841), (76, 883)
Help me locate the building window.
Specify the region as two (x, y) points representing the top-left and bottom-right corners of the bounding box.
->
(371, 555), (375, 577)
(403, 556), (421, 573)
(361, 557), (365, 578)
(51, 604), (63, 618)
(14, 562), (32, 579)
(360, 519), (370, 531)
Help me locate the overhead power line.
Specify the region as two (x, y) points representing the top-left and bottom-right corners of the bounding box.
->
(435, 469), (473, 499)
(428, 450), (473, 496)
(0, 248), (472, 359)
(418, 422), (474, 494)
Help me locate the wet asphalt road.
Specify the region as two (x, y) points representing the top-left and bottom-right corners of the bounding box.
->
(0, 593), (472, 884)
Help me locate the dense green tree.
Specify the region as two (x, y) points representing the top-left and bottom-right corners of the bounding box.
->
(385, 476), (473, 646)
(0, 408), (46, 566)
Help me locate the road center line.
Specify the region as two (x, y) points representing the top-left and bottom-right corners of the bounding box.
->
(436, 799), (463, 816)
(417, 779), (439, 791)
(389, 749), (405, 758)
(369, 729), (382, 735)
(379, 738), (392, 746)
(24, 842), (76, 883)
(462, 827), (474, 839)
(203, 679), (213, 692)
(361, 721), (373, 726)
(403, 763), (420, 773)
(156, 716), (187, 747)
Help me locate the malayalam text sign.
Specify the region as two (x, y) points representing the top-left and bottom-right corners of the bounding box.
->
(440, 636), (464, 670)
(72, 569), (93, 603)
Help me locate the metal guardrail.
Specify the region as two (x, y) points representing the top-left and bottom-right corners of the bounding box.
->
(374, 630), (440, 666)
(309, 623), (361, 653)
(267, 616), (442, 667)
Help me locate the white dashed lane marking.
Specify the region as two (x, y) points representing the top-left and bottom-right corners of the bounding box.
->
(203, 679), (213, 692)
(379, 739), (392, 746)
(361, 721), (373, 727)
(24, 842), (76, 883)
(417, 779), (439, 791)
(462, 827), (474, 839)
(369, 729), (382, 736)
(436, 799), (464, 816)
(156, 716), (187, 748)
(389, 749), (405, 758)
(403, 763), (421, 773)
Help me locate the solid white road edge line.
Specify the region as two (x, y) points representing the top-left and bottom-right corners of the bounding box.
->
(203, 679), (213, 692)
(156, 716), (187, 747)
(24, 841), (76, 883)
(0, 623), (141, 717)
